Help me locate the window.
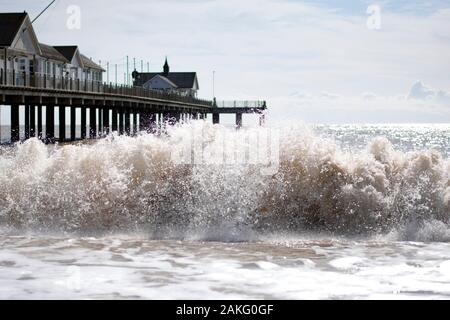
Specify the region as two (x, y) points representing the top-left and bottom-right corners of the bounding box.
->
(19, 58), (26, 72)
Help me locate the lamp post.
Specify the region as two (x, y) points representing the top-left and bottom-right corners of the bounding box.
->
(213, 70), (215, 99)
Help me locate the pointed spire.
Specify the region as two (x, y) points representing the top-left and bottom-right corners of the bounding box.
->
(163, 56), (169, 75)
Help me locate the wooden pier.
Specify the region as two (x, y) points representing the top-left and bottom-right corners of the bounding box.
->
(0, 76), (267, 144)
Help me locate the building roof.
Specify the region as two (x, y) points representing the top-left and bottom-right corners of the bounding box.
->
(149, 74), (179, 88)
(0, 12), (27, 47)
(53, 46), (79, 62)
(134, 72), (197, 89)
(80, 54), (105, 71)
(39, 43), (69, 63)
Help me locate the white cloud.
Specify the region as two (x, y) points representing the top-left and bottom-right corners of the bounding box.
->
(320, 92), (341, 100)
(408, 81), (450, 103)
(362, 92), (377, 101)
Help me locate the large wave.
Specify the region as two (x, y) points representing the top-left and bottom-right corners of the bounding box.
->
(0, 122), (449, 241)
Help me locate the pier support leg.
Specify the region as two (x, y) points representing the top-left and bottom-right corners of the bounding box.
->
(24, 105), (30, 140)
(103, 107), (110, 135)
(37, 106), (43, 139)
(213, 113), (220, 125)
(59, 106), (66, 143)
(133, 111), (137, 135)
(236, 113), (242, 129)
(112, 108), (118, 132)
(118, 110), (124, 135)
(70, 106), (76, 141)
(46, 105), (55, 142)
(98, 107), (103, 136)
(81, 107), (86, 140)
(10, 104), (20, 143)
(30, 106), (36, 138)
(89, 107), (96, 139)
(125, 110), (131, 135)
(139, 111), (147, 131)
(259, 114), (266, 126)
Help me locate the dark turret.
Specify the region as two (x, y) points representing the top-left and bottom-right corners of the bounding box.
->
(163, 57), (169, 75)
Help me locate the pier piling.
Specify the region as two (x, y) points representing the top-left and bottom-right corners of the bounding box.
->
(37, 106), (43, 139)
(80, 107), (86, 139)
(125, 110), (131, 135)
(24, 105), (30, 139)
(46, 105), (55, 142)
(213, 113), (220, 125)
(89, 107), (96, 139)
(133, 111), (137, 134)
(118, 110), (124, 135)
(112, 108), (118, 132)
(59, 106), (66, 143)
(236, 113), (242, 129)
(11, 104), (19, 143)
(70, 107), (76, 141)
(103, 107), (110, 135)
(30, 106), (36, 138)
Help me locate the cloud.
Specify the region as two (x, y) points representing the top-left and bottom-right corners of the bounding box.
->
(408, 81), (450, 103)
(320, 92), (341, 100)
(408, 81), (437, 100)
(362, 92), (377, 101)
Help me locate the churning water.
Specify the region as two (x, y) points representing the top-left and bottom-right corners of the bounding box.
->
(0, 122), (449, 299)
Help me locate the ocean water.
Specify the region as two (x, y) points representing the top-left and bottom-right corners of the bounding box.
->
(0, 122), (449, 299)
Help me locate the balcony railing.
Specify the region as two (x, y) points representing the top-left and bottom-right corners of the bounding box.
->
(0, 69), (213, 108)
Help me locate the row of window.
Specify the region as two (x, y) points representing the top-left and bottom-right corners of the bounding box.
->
(1, 57), (102, 81)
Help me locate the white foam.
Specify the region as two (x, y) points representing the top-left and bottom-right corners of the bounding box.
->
(0, 122), (448, 241)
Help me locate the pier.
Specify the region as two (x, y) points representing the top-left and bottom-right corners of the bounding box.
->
(0, 11), (267, 144)
(0, 76), (267, 144)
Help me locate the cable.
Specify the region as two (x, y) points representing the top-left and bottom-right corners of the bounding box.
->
(31, 0), (58, 24)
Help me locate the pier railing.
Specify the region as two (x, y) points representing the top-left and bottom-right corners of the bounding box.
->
(215, 100), (266, 109)
(0, 69), (213, 108)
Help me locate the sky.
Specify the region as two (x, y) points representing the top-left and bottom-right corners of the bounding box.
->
(1, 0), (450, 123)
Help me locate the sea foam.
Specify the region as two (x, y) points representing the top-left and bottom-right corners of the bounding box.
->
(0, 122), (448, 241)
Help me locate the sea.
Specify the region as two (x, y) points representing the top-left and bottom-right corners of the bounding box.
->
(0, 122), (449, 299)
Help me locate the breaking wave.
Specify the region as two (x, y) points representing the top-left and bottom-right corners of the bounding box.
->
(0, 122), (449, 242)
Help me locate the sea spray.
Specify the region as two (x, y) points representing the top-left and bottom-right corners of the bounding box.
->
(0, 122), (448, 241)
